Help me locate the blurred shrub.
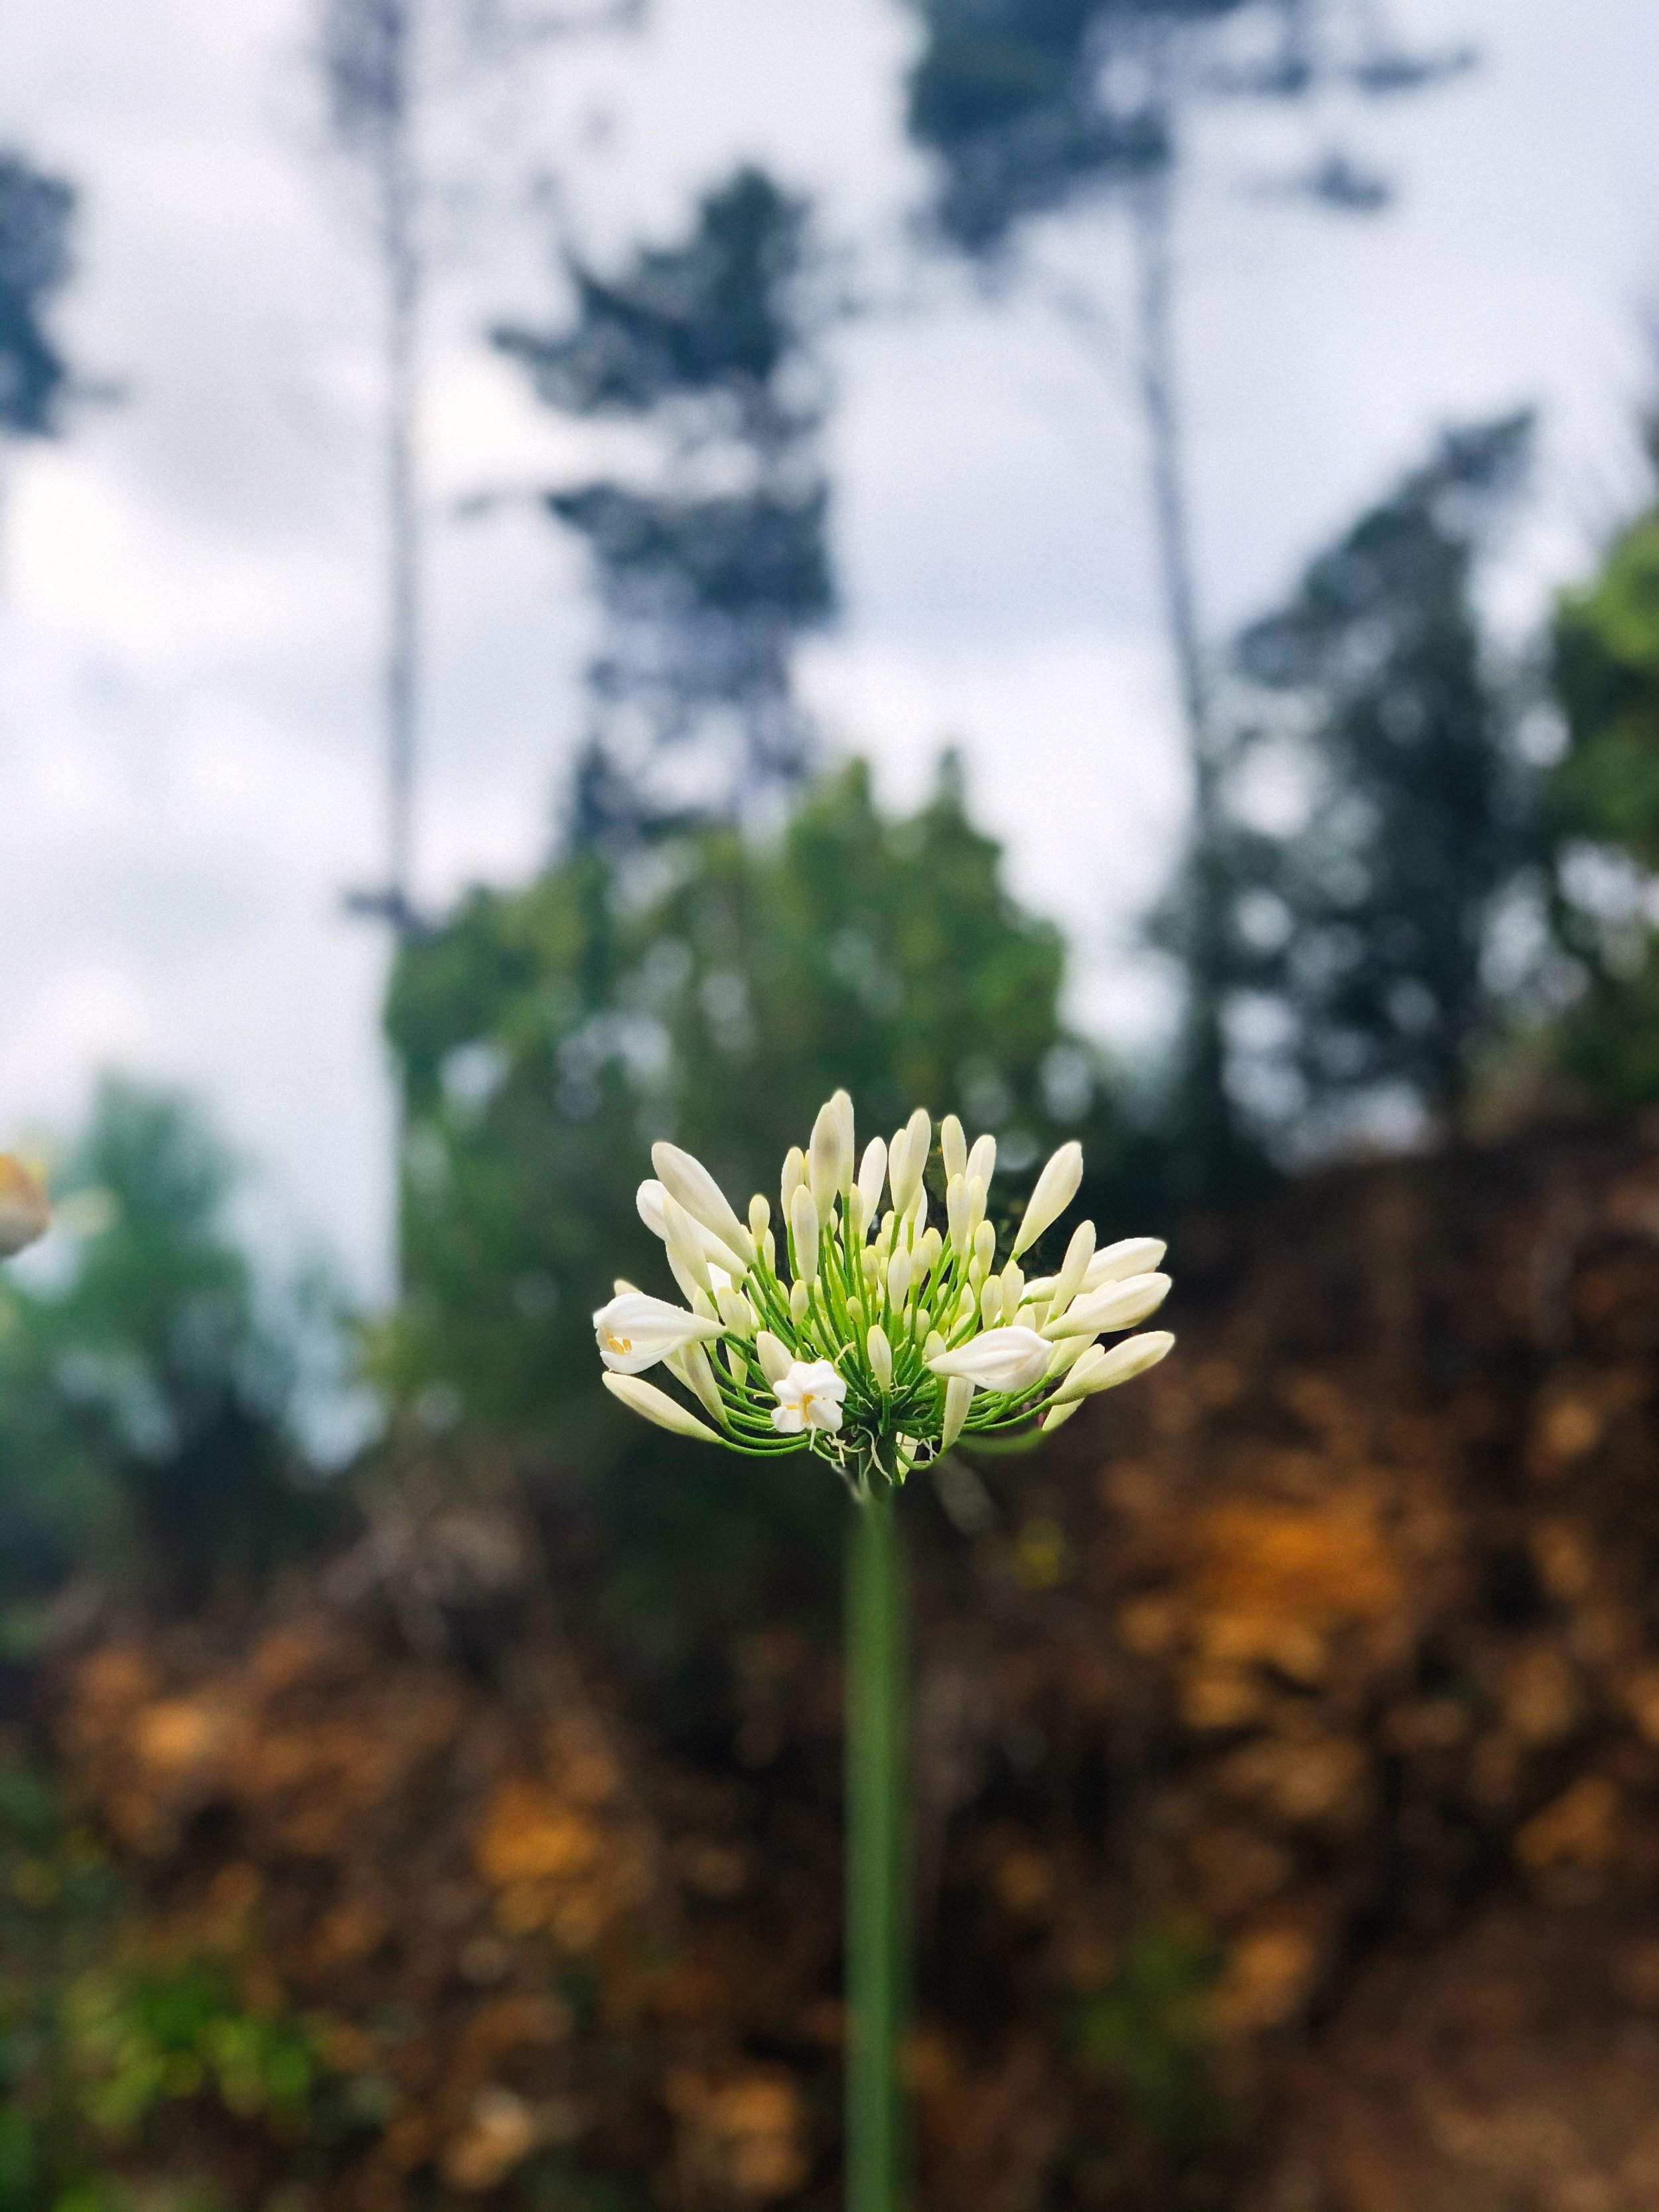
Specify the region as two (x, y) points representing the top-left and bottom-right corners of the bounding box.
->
(0, 1080), (336, 1625)
(382, 759), (1136, 1655)
(1546, 451), (1659, 1105)
(0, 1744), (328, 2212)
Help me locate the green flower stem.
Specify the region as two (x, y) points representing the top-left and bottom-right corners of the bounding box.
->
(846, 1480), (908, 2212)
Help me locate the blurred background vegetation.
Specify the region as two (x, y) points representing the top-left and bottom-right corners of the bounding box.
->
(9, 1), (1659, 2207)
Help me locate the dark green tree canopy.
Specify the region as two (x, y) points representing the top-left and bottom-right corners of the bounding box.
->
(0, 151), (77, 441)
(495, 167), (833, 835)
(1159, 413), (1534, 1151)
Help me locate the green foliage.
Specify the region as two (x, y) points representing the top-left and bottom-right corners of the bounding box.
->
(384, 761), (1124, 1645)
(494, 167), (831, 831)
(0, 1748), (324, 2212)
(1075, 1924), (1226, 2160)
(0, 152), (76, 443)
(1157, 415), (1534, 1156)
(1543, 470), (1659, 1106)
(0, 1080), (332, 1620)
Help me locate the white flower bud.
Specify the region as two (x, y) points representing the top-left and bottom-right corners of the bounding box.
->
(755, 1331), (793, 1385)
(1082, 1236), (1167, 1291)
(680, 1341), (727, 1424)
(1046, 1330), (1100, 1376)
(922, 1330), (946, 1364)
(928, 1325), (1050, 1394)
(847, 1295), (865, 1329)
(1050, 1331), (1175, 1408)
(791, 1183), (821, 1283)
(762, 1228), (776, 1273)
(790, 1279), (810, 1325)
(1039, 1397), (1081, 1434)
(715, 1286), (755, 1338)
(857, 1137), (887, 1225)
(1048, 1220), (1095, 1317)
(638, 1179), (747, 1278)
(661, 1189), (713, 1295)
(781, 1144), (806, 1217)
(966, 1132), (996, 1193)
(749, 1192), (770, 1239)
(651, 1140), (755, 1266)
(912, 1304), (930, 1343)
(980, 1278), (1003, 1328)
(866, 1323), (894, 1391)
(1000, 1258), (1025, 1313)
(887, 1247), (912, 1310)
(966, 1175), (987, 1238)
(810, 1094), (845, 1212)
(940, 1115), (966, 1183)
(835, 1089), (856, 1191)
(973, 1218), (996, 1272)
(920, 1226), (943, 1274)
(889, 1107), (930, 1215)
(1012, 1140), (1083, 1258)
(603, 1370), (721, 1443)
(942, 1373), (973, 1450)
(1042, 1272), (1171, 1341)
(946, 1174), (969, 1253)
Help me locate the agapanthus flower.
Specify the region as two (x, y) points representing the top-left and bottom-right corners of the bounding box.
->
(595, 1092), (1173, 1487)
(0, 1155), (49, 1260)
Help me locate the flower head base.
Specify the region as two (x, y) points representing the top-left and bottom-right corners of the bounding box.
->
(595, 1088), (1173, 1492)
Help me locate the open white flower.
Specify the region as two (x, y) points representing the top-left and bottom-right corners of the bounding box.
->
(772, 1358), (847, 1436)
(593, 1290), (723, 1376)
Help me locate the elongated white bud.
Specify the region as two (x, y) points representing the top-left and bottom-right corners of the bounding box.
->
(973, 1218), (996, 1272)
(966, 1174), (987, 1238)
(1012, 1140), (1083, 1258)
(680, 1341), (727, 1425)
(790, 1279), (810, 1324)
(781, 1145), (805, 1219)
(966, 1132), (995, 1193)
(1042, 1271), (1171, 1341)
(889, 1107), (930, 1215)
(928, 1324), (1050, 1394)
(651, 1141), (756, 1266)
(810, 1094), (845, 1212)
(980, 1278), (1003, 1328)
(946, 1174), (969, 1253)
(1046, 1329), (1098, 1376)
(867, 1323), (893, 1391)
(603, 1370), (721, 1442)
(1050, 1330), (1175, 1408)
(940, 1114), (966, 1183)
(922, 1329), (946, 1363)
(1000, 1258), (1024, 1313)
(755, 1330), (793, 1385)
(887, 1247), (912, 1310)
(849, 1187), (870, 1242)
(715, 1286), (755, 1338)
(1039, 1397), (1081, 1434)
(791, 1183), (821, 1283)
(762, 1227), (776, 1273)
(942, 1373), (973, 1450)
(662, 1189), (713, 1295)
(1083, 1236), (1167, 1291)
(1048, 1220), (1095, 1317)
(638, 1179), (747, 1278)
(857, 1137), (887, 1226)
(749, 1192), (770, 1239)
(920, 1226), (942, 1274)
(912, 1305), (930, 1342)
(835, 1089), (856, 1192)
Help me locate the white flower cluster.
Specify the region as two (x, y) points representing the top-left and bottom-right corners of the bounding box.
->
(593, 1091), (1172, 1485)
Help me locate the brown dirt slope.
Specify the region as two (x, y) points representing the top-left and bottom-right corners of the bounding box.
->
(38, 1116), (1659, 2211)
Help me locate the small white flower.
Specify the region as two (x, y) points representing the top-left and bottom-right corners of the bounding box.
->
(772, 1358), (847, 1435)
(928, 1324), (1050, 1394)
(593, 1290), (723, 1376)
(1012, 1140), (1082, 1258)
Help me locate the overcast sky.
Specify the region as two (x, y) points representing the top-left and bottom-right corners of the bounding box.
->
(1, 0), (1656, 1295)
